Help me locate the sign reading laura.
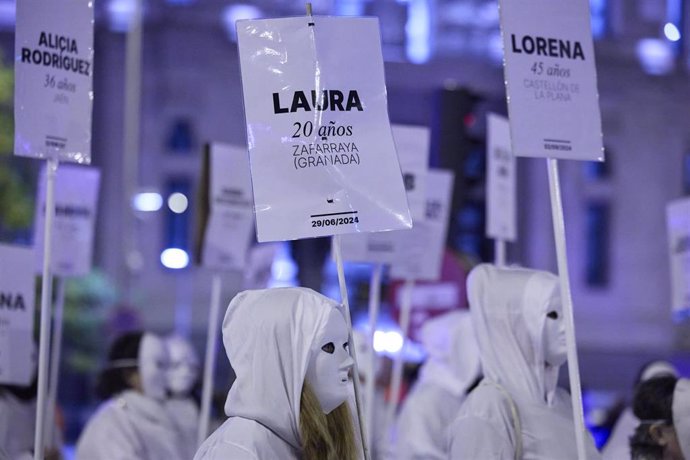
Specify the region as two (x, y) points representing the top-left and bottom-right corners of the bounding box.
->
(15, 0), (94, 164)
(35, 164), (100, 277)
(0, 244), (35, 385)
(486, 113), (517, 242)
(666, 198), (690, 318)
(499, 0), (603, 161)
(237, 16), (411, 242)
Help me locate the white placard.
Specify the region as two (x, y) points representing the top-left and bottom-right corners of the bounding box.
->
(201, 143), (255, 271)
(14, 0), (94, 164)
(486, 113), (517, 241)
(395, 282), (459, 311)
(667, 198), (690, 316)
(35, 164), (100, 277)
(499, 0), (603, 161)
(390, 170), (454, 281)
(392, 125), (430, 221)
(237, 17), (412, 242)
(0, 244), (35, 385)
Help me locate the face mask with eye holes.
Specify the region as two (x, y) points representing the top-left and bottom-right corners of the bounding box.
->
(673, 378), (690, 460)
(543, 293), (567, 368)
(139, 334), (170, 401)
(305, 309), (354, 414)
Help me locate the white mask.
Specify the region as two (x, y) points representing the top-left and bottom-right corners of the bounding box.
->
(139, 334), (169, 401)
(166, 336), (200, 396)
(673, 378), (690, 460)
(543, 292), (567, 368)
(305, 309), (354, 414)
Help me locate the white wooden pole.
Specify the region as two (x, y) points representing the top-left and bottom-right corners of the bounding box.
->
(385, 278), (414, 430)
(494, 239), (507, 267)
(547, 158), (587, 460)
(364, 263), (383, 449)
(34, 158), (58, 460)
(333, 235), (371, 460)
(197, 273), (223, 446)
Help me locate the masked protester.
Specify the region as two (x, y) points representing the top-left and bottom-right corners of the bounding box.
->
(194, 287), (359, 460)
(603, 361), (678, 460)
(630, 375), (690, 460)
(165, 335), (200, 459)
(447, 264), (600, 459)
(76, 332), (185, 460)
(392, 310), (481, 460)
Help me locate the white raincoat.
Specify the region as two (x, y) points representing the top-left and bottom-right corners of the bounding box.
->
(76, 390), (185, 460)
(194, 287), (347, 460)
(448, 264), (600, 460)
(393, 310), (481, 460)
(0, 390), (61, 460)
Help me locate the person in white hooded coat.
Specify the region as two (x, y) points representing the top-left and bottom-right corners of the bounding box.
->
(194, 287), (360, 460)
(393, 310), (481, 460)
(165, 335), (201, 460)
(448, 264), (600, 460)
(76, 331), (185, 460)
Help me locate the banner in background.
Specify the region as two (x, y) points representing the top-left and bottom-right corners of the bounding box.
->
(392, 124), (430, 221)
(35, 164), (100, 276)
(0, 244), (35, 385)
(390, 169), (454, 281)
(499, 0), (603, 161)
(237, 17), (411, 242)
(486, 113), (517, 241)
(667, 197), (690, 319)
(14, 0), (94, 163)
(196, 143), (255, 271)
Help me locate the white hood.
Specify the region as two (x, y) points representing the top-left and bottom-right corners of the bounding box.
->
(222, 287), (340, 450)
(468, 264), (560, 405)
(418, 310), (481, 397)
(673, 378), (690, 460)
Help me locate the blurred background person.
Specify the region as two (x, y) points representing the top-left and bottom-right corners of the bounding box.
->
(76, 331), (184, 460)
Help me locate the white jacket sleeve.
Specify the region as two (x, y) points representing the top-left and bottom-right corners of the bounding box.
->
(76, 409), (143, 460)
(194, 440), (260, 460)
(448, 416), (515, 460)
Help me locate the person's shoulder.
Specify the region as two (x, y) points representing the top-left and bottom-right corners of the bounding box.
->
(461, 382), (514, 416)
(195, 418), (292, 460)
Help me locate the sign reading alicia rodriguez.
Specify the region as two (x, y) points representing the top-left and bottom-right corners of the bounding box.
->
(15, 0), (94, 164)
(237, 16), (412, 242)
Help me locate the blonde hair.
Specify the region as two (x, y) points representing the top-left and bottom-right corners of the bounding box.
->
(299, 382), (358, 460)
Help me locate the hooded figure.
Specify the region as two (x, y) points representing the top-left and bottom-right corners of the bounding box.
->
(448, 264), (600, 460)
(393, 310), (481, 460)
(165, 335), (201, 460)
(76, 332), (185, 460)
(602, 361), (678, 460)
(194, 287), (359, 460)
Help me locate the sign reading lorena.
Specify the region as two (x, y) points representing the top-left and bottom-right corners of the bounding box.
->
(14, 0), (94, 163)
(0, 244), (35, 385)
(35, 164), (100, 277)
(237, 16), (411, 242)
(499, 0), (603, 161)
(486, 113), (517, 242)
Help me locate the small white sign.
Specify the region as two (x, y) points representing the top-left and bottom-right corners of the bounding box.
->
(201, 143), (255, 271)
(0, 244), (35, 385)
(14, 0), (94, 164)
(392, 125), (430, 221)
(395, 282), (459, 311)
(486, 113), (517, 242)
(666, 198), (690, 316)
(237, 16), (412, 242)
(35, 165), (100, 277)
(499, 0), (603, 161)
(390, 169), (454, 281)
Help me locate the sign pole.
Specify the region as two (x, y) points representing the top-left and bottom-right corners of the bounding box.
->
(365, 263), (383, 448)
(494, 239), (507, 267)
(45, 276), (66, 447)
(197, 273), (223, 446)
(333, 235), (371, 460)
(34, 158), (58, 460)
(547, 158), (587, 460)
(386, 277), (414, 429)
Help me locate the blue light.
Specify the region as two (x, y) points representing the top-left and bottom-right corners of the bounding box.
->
(160, 248), (189, 269)
(664, 23), (681, 42)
